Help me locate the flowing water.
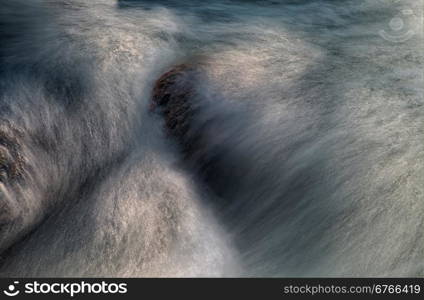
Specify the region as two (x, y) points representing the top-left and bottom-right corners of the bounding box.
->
(0, 0), (422, 276)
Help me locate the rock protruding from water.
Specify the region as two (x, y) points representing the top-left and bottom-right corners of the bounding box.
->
(152, 64), (196, 140)
(152, 64), (243, 200)
(0, 123), (24, 183)
(152, 64), (205, 157)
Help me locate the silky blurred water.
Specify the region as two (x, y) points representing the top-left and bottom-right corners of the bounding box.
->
(0, 0), (422, 276)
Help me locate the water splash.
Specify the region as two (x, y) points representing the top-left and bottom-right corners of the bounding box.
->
(0, 0), (422, 277)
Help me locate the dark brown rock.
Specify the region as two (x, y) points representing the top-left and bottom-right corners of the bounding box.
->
(0, 123), (24, 183)
(151, 64), (202, 156)
(151, 64), (239, 200)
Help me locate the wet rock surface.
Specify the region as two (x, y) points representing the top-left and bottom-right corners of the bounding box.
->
(152, 64), (197, 143)
(0, 123), (24, 184)
(152, 64), (203, 157)
(151, 64), (245, 201)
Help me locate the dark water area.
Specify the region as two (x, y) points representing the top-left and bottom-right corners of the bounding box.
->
(0, 0), (422, 276)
